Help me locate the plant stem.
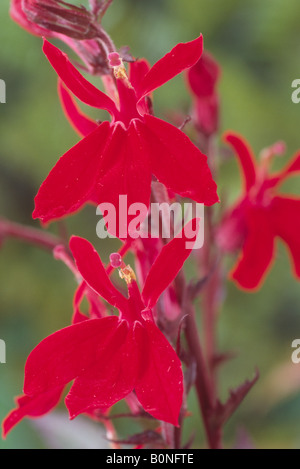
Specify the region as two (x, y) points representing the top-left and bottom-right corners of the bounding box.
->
(0, 218), (62, 252)
(175, 271), (223, 449)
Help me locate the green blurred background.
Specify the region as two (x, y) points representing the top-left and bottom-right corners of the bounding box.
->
(1, 0), (300, 449)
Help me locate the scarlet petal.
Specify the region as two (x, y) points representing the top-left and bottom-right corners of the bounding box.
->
(231, 208), (275, 290)
(43, 39), (118, 116)
(24, 317), (120, 396)
(269, 152), (300, 187)
(66, 322), (141, 418)
(70, 236), (129, 313)
(269, 196), (300, 279)
(2, 388), (63, 438)
(137, 36), (203, 100)
(141, 115), (219, 205)
(142, 219), (200, 308)
(224, 132), (257, 193)
(135, 321), (183, 426)
(129, 59), (151, 90)
(72, 281), (89, 324)
(285, 152), (300, 175)
(33, 121), (112, 224)
(58, 80), (98, 137)
(91, 121), (152, 237)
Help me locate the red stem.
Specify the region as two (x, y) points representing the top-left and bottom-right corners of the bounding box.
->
(175, 271), (222, 449)
(0, 218), (62, 251)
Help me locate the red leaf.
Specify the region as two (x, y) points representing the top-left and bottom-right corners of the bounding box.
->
(213, 370), (259, 428)
(109, 430), (163, 446)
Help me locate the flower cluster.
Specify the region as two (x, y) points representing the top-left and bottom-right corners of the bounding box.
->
(3, 0), (300, 450)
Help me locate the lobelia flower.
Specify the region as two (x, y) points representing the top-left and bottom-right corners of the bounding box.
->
(186, 51), (221, 137)
(3, 220), (200, 434)
(32, 36), (219, 234)
(216, 132), (300, 290)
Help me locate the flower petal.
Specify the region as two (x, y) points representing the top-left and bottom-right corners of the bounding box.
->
(269, 196), (300, 279)
(224, 132), (257, 193)
(58, 80), (98, 137)
(130, 59), (151, 91)
(268, 152), (300, 188)
(139, 115), (219, 205)
(2, 388), (64, 438)
(231, 207), (275, 290)
(70, 236), (129, 313)
(24, 317), (120, 396)
(285, 152), (300, 175)
(142, 219), (200, 309)
(66, 322), (141, 418)
(33, 121), (112, 224)
(136, 36), (203, 100)
(72, 281), (90, 324)
(91, 121), (152, 238)
(135, 321), (183, 426)
(43, 39), (118, 116)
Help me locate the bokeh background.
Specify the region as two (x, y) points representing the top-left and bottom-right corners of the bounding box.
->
(1, 0), (300, 449)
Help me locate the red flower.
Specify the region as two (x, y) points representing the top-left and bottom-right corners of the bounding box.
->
(186, 51), (221, 136)
(32, 37), (219, 231)
(217, 133), (300, 290)
(4, 220), (200, 431)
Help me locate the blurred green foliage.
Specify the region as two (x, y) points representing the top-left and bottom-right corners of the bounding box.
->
(1, 0), (300, 449)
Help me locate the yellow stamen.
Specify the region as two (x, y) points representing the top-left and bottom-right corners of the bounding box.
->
(119, 265), (136, 285)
